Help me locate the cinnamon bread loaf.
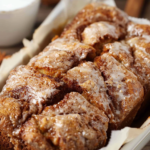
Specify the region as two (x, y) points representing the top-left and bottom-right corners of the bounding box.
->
(0, 2), (150, 150)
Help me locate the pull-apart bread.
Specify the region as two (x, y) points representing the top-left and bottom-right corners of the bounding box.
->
(0, 2), (150, 150)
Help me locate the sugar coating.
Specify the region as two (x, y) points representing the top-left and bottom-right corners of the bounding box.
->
(95, 54), (144, 127)
(2, 65), (64, 112)
(127, 21), (150, 37)
(64, 62), (114, 122)
(126, 36), (150, 85)
(82, 21), (125, 46)
(19, 92), (108, 150)
(61, 3), (128, 40)
(28, 38), (95, 77)
(103, 41), (133, 68)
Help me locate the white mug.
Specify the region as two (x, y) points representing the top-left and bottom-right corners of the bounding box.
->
(0, 0), (40, 47)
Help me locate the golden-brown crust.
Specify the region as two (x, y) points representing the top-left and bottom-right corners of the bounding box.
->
(2, 65), (66, 108)
(82, 22), (126, 55)
(0, 65), (68, 149)
(0, 129), (14, 150)
(0, 125), (42, 150)
(0, 96), (23, 150)
(126, 36), (150, 88)
(20, 118), (55, 150)
(19, 92), (108, 150)
(102, 40), (150, 93)
(127, 21), (150, 37)
(94, 54), (144, 129)
(103, 41), (133, 68)
(102, 40), (150, 121)
(28, 38), (96, 78)
(63, 62), (114, 123)
(61, 3), (128, 41)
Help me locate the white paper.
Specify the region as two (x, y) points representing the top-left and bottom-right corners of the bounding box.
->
(101, 118), (150, 150)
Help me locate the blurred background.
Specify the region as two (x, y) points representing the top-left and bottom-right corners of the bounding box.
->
(117, 0), (150, 19)
(39, 0), (150, 27)
(1, 0), (150, 62)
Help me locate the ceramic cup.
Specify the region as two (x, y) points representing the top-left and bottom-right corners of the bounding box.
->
(0, 0), (40, 47)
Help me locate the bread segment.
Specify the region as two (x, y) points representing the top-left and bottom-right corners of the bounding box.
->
(126, 36), (150, 86)
(1, 65), (66, 112)
(0, 65), (68, 149)
(61, 3), (128, 40)
(63, 62), (114, 123)
(103, 39), (150, 118)
(103, 42), (133, 68)
(127, 21), (150, 37)
(18, 92), (108, 150)
(94, 54), (144, 129)
(28, 38), (96, 78)
(82, 22), (126, 54)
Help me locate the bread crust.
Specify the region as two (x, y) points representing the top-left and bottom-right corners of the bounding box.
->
(61, 3), (128, 40)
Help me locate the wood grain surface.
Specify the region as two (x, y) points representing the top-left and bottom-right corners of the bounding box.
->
(143, 141), (150, 150)
(125, 0), (145, 17)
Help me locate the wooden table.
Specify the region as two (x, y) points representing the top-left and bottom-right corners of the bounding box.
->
(125, 0), (145, 17)
(143, 141), (150, 150)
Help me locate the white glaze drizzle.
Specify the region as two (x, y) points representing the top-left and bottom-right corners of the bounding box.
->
(100, 54), (143, 120)
(2, 66), (62, 111)
(82, 21), (122, 45)
(66, 62), (112, 115)
(40, 92), (108, 133)
(105, 41), (133, 67)
(127, 22), (150, 37)
(29, 38), (93, 66)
